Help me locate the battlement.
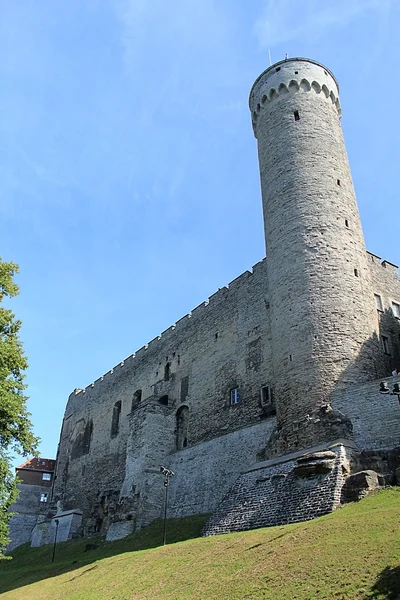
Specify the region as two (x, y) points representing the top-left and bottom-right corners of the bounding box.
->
(249, 58), (341, 137)
(367, 251), (399, 276)
(70, 258), (267, 398)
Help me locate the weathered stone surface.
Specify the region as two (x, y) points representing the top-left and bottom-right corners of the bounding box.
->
(341, 470), (382, 503)
(297, 450), (336, 463)
(202, 446), (349, 535)
(293, 460), (335, 478)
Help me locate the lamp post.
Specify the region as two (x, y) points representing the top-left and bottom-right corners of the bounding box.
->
(51, 518), (60, 563)
(159, 466), (175, 546)
(379, 381), (400, 404)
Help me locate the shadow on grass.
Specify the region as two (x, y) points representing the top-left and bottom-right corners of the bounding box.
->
(0, 513), (211, 595)
(365, 566), (400, 599)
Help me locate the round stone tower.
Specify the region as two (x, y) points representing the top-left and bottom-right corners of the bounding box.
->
(249, 58), (379, 454)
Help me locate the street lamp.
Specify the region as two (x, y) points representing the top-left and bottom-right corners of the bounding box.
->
(159, 465), (175, 546)
(379, 381), (400, 404)
(51, 518), (60, 563)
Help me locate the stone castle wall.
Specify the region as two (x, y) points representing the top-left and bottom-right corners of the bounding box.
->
(53, 259), (278, 530)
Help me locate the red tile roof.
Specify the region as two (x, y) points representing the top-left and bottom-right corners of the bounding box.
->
(16, 457), (56, 472)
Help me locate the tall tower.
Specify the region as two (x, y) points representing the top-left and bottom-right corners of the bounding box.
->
(249, 58), (379, 454)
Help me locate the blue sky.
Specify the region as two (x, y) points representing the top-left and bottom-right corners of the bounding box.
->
(2, 0), (399, 463)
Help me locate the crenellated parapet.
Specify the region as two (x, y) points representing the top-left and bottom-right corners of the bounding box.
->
(249, 57), (341, 137)
(70, 258), (267, 398)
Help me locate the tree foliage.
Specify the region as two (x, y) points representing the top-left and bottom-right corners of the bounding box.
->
(0, 259), (39, 557)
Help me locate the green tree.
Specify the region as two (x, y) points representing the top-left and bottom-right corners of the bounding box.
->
(0, 259), (39, 557)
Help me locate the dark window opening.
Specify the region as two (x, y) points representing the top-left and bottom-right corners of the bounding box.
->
(345, 219), (349, 228)
(382, 336), (390, 355)
(289, 354), (293, 362)
(215, 332), (219, 340)
(164, 362), (171, 381)
(275, 66), (281, 72)
(159, 395), (169, 406)
(230, 388), (240, 405)
(294, 70), (298, 74)
(354, 269), (359, 277)
(337, 179), (341, 186)
(176, 405), (189, 450)
(131, 389), (142, 411)
(261, 386), (271, 406)
(111, 401), (122, 437)
(294, 110), (300, 121)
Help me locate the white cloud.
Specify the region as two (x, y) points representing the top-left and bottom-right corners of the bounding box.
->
(255, 0), (392, 48)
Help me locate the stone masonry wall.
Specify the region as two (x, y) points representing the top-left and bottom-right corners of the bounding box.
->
(7, 484), (49, 552)
(333, 374), (400, 450)
(203, 445), (349, 536)
(53, 259), (275, 530)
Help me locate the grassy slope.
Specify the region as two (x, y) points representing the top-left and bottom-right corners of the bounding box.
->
(0, 489), (399, 600)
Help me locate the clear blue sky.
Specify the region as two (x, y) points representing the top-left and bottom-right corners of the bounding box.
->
(2, 0), (399, 463)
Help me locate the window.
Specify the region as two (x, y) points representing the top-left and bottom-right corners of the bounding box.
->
(375, 294), (383, 312)
(164, 362), (170, 381)
(111, 401), (122, 437)
(42, 473), (51, 481)
(131, 389), (142, 411)
(294, 110), (300, 121)
(354, 269), (359, 277)
(159, 395), (169, 406)
(345, 219), (349, 228)
(261, 386), (272, 406)
(382, 336), (390, 355)
(337, 179), (341, 186)
(230, 388), (240, 405)
(40, 493), (48, 503)
(392, 302), (400, 319)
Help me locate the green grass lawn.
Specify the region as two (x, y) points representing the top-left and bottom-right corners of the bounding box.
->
(0, 489), (399, 600)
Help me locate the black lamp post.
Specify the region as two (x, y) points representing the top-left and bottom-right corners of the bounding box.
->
(379, 381), (400, 404)
(159, 465), (175, 546)
(51, 518), (60, 563)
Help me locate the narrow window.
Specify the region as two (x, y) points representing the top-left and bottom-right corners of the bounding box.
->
(230, 388), (240, 405)
(382, 336), (390, 354)
(294, 70), (298, 74)
(354, 269), (359, 277)
(111, 401), (122, 437)
(164, 362), (170, 381)
(131, 389), (142, 411)
(337, 179), (341, 186)
(392, 302), (400, 319)
(176, 405), (189, 450)
(159, 395), (169, 406)
(215, 332), (219, 340)
(289, 354), (293, 362)
(294, 110), (300, 121)
(261, 386), (271, 406)
(375, 294), (383, 311)
(275, 66), (281, 72)
(42, 473), (51, 481)
(40, 493), (48, 503)
(345, 219), (349, 228)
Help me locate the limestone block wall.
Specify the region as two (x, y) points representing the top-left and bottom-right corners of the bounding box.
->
(333, 374), (400, 450)
(367, 253), (400, 372)
(166, 419), (277, 519)
(7, 484), (49, 551)
(53, 259), (275, 529)
(249, 58), (381, 453)
(203, 444), (350, 535)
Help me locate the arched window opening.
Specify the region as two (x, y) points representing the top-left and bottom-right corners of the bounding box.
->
(164, 362), (171, 381)
(176, 405), (189, 450)
(131, 389), (142, 412)
(111, 401), (122, 437)
(159, 395), (169, 406)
